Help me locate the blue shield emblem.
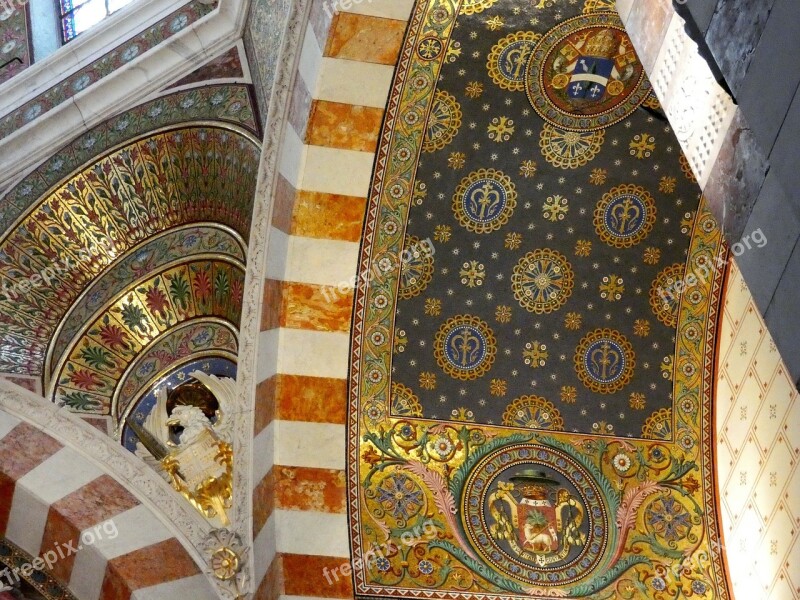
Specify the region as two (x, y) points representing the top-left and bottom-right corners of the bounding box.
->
(567, 56), (614, 100)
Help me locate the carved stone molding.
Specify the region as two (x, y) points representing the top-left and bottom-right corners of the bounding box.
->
(0, 379), (221, 589)
(232, 0), (314, 595)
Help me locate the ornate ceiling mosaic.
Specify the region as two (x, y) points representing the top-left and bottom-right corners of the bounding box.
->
(0, 125), (259, 377)
(47, 224), (245, 375)
(348, 1), (730, 598)
(392, 7), (695, 438)
(49, 258), (243, 421)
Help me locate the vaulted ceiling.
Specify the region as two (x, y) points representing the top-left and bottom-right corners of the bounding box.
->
(0, 85), (260, 438)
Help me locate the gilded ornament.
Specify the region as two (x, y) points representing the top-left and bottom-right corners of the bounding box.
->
(526, 13), (649, 131)
(593, 184), (656, 248)
(540, 124), (605, 169)
(487, 31), (542, 91)
(512, 249), (574, 314)
(452, 169), (517, 234)
(502, 395), (564, 429)
(574, 328), (635, 393)
(434, 315), (497, 380)
(422, 90), (463, 153)
(649, 264), (685, 327)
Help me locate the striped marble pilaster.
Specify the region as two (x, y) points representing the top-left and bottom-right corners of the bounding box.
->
(252, 0), (414, 598)
(0, 412), (215, 600)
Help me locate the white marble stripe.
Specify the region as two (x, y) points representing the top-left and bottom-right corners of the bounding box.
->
(284, 235), (360, 288)
(277, 329), (350, 380)
(274, 509), (349, 557)
(279, 120), (307, 190)
(16, 447), (104, 505)
(0, 411), (21, 440)
(274, 421), (346, 471)
(6, 447), (104, 557)
(257, 328), (281, 384)
(68, 504), (174, 600)
(315, 57), (394, 108)
(5, 487), (50, 558)
(297, 21), (325, 99)
(265, 228), (361, 289)
(302, 144), (375, 197)
(265, 226), (291, 283)
(252, 420), (275, 485)
(130, 574), (219, 600)
(254, 513), (277, 586)
(340, 0), (415, 20)
(615, 0), (635, 22)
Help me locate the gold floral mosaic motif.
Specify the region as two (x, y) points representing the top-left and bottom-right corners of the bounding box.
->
(459, 0), (500, 15)
(582, 0), (617, 13)
(574, 328), (635, 394)
(649, 263), (685, 327)
(422, 90), (463, 152)
(642, 407), (672, 440)
(502, 394), (564, 429)
(452, 168), (517, 233)
(539, 124), (605, 169)
(391, 382), (423, 417)
(399, 235), (436, 299)
(487, 31), (542, 91)
(593, 183), (657, 248)
(434, 315), (497, 380)
(511, 249), (574, 314)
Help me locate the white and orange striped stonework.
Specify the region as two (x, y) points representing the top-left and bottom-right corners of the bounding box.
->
(0, 383), (218, 600)
(251, 1), (414, 598)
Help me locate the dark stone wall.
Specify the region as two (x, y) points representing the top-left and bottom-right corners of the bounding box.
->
(681, 0), (800, 388)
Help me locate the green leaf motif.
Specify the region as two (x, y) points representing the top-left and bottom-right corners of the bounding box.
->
(60, 391), (102, 411)
(79, 345), (116, 371)
(119, 300), (147, 332)
(168, 274), (191, 311)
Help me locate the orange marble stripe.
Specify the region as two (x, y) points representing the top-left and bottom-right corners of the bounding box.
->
(101, 538), (200, 600)
(253, 468), (275, 536)
(275, 466), (346, 513)
(291, 189), (367, 242)
(281, 282), (353, 332)
(272, 173), (296, 235)
(282, 553), (354, 598)
(0, 422), (62, 480)
(41, 474), (140, 584)
(306, 100), (384, 152)
(325, 12), (406, 65)
(254, 554), (283, 600)
(275, 374), (347, 424)
(254, 376), (277, 435)
(261, 278), (282, 331)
